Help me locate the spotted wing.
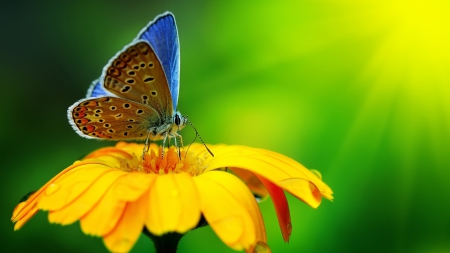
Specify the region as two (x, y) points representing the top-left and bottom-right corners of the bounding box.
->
(137, 12), (180, 110)
(101, 41), (173, 117)
(68, 97), (161, 140)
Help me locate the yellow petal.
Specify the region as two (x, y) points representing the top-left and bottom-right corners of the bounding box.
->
(12, 161), (98, 224)
(13, 203), (39, 231)
(258, 148), (333, 199)
(278, 178), (322, 208)
(79, 173), (155, 236)
(11, 192), (38, 225)
(113, 173), (157, 202)
(244, 187), (268, 253)
(85, 147), (134, 160)
(38, 164), (117, 211)
(80, 181), (126, 236)
(194, 171), (258, 251)
(103, 194), (147, 253)
(83, 156), (124, 169)
(205, 146), (333, 207)
(48, 171), (126, 225)
(146, 172), (200, 235)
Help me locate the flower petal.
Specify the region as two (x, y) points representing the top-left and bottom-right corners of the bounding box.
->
(205, 146), (333, 208)
(278, 178), (323, 208)
(85, 147), (134, 160)
(48, 170), (126, 225)
(12, 202), (39, 231)
(38, 164), (118, 211)
(257, 175), (292, 243)
(103, 193), (147, 253)
(258, 148), (333, 198)
(194, 171), (259, 251)
(12, 142), (330, 253)
(113, 173), (156, 202)
(79, 172), (155, 236)
(231, 168), (268, 198)
(228, 169), (270, 251)
(146, 172), (200, 235)
(12, 161), (98, 226)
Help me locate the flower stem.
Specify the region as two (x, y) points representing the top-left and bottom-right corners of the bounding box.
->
(142, 216), (208, 253)
(143, 229), (183, 253)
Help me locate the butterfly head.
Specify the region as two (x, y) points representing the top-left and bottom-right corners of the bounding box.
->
(174, 111), (187, 132)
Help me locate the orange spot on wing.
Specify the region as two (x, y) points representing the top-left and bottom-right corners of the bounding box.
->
(84, 101), (98, 107)
(74, 112), (87, 118)
(78, 107), (87, 113)
(95, 132), (108, 138)
(85, 125), (96, 133)
(78, 118), (90, 125)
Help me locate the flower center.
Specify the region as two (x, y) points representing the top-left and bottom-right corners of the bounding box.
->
(118, 146), (206, 176)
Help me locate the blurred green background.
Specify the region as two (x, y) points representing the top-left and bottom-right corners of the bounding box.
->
(2, 0), (450, 252)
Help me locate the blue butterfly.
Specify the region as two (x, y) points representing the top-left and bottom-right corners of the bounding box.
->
(68, 12), (186, 148)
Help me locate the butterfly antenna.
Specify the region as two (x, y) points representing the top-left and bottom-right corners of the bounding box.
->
(186, 120), (214, 157)
(184, 132), (196, 160)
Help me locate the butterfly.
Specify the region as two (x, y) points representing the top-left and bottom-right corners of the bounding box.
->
(68, 12), (208, 156)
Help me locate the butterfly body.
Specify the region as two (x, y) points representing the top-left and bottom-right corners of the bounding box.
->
(68, 13), (187, 144)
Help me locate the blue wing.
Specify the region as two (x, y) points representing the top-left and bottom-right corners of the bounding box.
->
(136, 12), (180, 110)
(86, 79), (111, 98)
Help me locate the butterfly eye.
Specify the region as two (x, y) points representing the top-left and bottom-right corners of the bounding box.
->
(174, 114), (181, 126)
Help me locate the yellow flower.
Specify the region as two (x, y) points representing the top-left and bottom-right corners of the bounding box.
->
(12, 142), (333, 252)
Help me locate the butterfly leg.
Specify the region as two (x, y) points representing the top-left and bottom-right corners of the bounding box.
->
(178, 134), (184, 149)
(177, 134), (185, 159)
(161, 132), (169, 158)
(173, 135), (182, 159)
(171, 132), (185, 159)
(142, 130), (152, 160)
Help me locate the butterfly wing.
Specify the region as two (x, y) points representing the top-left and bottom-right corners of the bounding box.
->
(100, 41), (173, 118)
(68, 97), (161, 140)
(137, 12), (180, 110)
(86, 79), (115, 98)
(69, 12), (185, 142)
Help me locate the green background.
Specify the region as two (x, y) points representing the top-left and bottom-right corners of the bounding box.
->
(2, 0), (450, 252)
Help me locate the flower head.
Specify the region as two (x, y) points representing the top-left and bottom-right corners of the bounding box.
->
(12, 142), (333, 252)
